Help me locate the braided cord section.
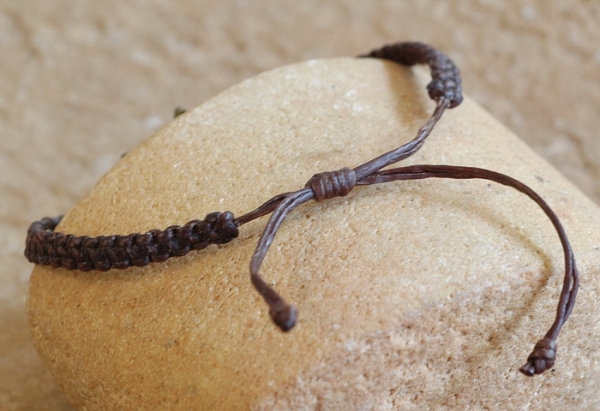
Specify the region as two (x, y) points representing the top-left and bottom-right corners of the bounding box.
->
(361, 42), (463, 108)
(25, 212), (239, 271)
(23, 41), (578, 378)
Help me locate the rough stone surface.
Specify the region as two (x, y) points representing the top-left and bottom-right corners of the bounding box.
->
(27, 59), (600, 410)
(2, 2), (600, 410)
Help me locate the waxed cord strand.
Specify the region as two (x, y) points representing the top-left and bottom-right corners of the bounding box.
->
(24, 41), (577, 377)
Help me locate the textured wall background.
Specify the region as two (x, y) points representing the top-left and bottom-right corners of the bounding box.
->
(1, 1), (599, 409)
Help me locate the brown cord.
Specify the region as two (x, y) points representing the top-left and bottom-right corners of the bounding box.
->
(25, 212), (239, 271)
(24, 41), (577, 376)
(306, 168), (356, 201)
(359, 164), (579, 375)
(360, 41), (463, 108)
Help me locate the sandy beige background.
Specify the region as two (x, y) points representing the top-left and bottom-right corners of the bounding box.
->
(1, 1), (599, 410)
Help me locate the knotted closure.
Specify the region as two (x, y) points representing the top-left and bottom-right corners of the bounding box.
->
(205, 211), (239, 244)
(24, 41), (578, 377)
(306, 167), (356, 202)
(361, 41), (463, 108)
(519, 338), (557, 376)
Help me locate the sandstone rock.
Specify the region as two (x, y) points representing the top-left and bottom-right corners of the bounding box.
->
(28, 58), (600, 410)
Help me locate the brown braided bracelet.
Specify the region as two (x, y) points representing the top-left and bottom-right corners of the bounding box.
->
(25, 41), (578, 377)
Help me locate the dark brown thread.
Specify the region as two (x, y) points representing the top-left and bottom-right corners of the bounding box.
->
(174, 107), (187, 118)
(25, 212), (239, 271)
(358, 164), (578, 375)
(24, 41), (577, 376)
(359, 42), (463, 108)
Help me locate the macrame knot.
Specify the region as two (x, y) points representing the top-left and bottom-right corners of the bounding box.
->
(519, 338), (557, 376)
(361, 41), (463, 109)
(306, 167), (356, 202)
(25, 41), (578, 377)
(205, 211), (239, 244)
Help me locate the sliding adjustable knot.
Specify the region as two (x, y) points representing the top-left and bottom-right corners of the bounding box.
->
(204, 211), (239, 244)
(306, 167), (356, 202)
(519, 338), (557, 376)
(27, 41), (579, 378)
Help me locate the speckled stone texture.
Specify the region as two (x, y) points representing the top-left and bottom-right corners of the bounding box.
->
(27, 59), (600, 410)
(2, 1), (600, 410)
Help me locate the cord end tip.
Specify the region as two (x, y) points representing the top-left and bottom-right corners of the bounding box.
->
(270, 302), (297, 332)
(519, 362), (536, 377)
(520, 338), (556, 376)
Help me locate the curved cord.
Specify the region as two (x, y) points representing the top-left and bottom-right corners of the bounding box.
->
(25, 41), (460, 274)
(249, 98), (451, 332)
(359, 164), (579, 375)
(24, 41), (577, 376)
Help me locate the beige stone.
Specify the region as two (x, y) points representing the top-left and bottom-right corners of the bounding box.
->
(28, 59), (600, 410)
